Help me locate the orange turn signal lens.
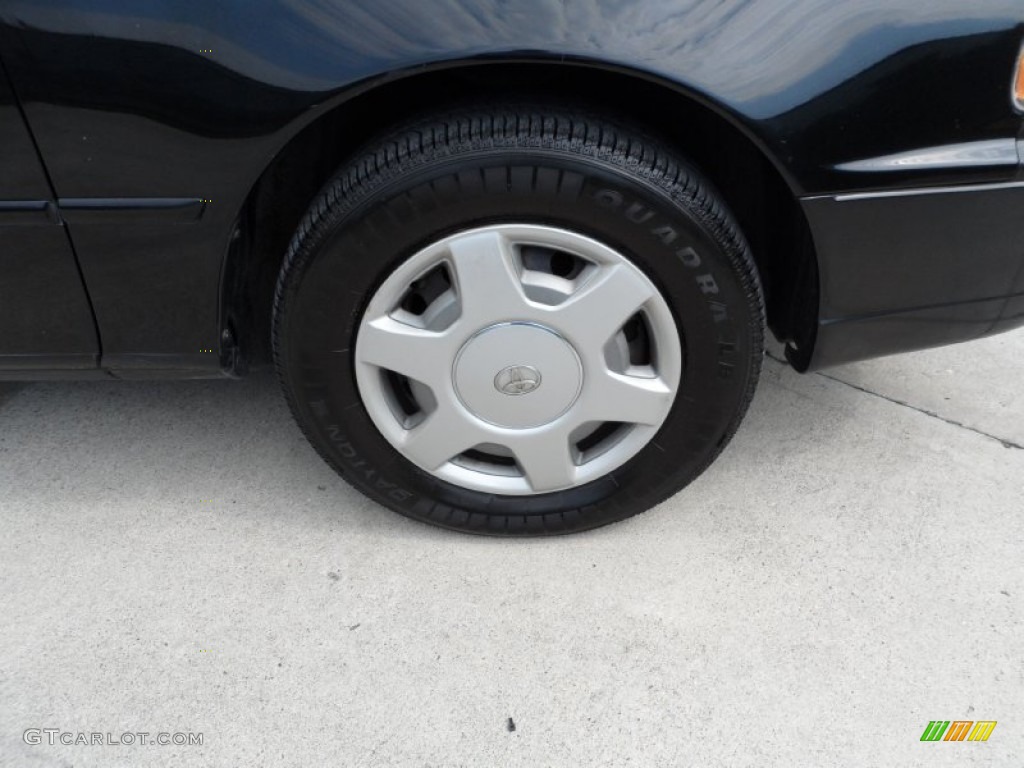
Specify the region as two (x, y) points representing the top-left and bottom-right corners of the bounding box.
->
(1015, 47), (1024, 110)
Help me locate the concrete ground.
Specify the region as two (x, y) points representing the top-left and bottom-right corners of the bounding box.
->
(1, 331), (1021, 768)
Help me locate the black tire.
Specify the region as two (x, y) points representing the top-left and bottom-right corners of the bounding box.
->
(273, 105), (764, 535)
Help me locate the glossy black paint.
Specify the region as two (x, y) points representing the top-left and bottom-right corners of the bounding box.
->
(0, 0), (1023, 375)
(0, 58), (97, 367)
(802, 183), (1024, 368)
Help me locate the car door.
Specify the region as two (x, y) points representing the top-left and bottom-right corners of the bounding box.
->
(0, 60), (97, 372)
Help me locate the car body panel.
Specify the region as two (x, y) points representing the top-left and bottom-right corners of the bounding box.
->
(0, 58), (97, 369)
(0, 1), (1023, 374)
(800, 181), (1024, 368)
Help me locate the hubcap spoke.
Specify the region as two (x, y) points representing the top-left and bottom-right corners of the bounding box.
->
(448, 230), (529, 324)
(579, 370), (674, 427)
(555, 264), (655, 349)
(507, 428), (578, 492)
(357, 316), (456, 390)
(400, 407), (485, 470)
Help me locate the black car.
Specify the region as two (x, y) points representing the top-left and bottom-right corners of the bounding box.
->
(2, 2), (1022, 534)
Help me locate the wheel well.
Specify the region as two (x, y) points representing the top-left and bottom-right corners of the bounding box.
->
(226, 62), (818, 368)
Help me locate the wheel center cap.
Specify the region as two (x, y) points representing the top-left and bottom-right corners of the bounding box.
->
(454, 323), (582, 429)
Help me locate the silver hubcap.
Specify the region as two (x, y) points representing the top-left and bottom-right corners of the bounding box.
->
(355, 224), (682, 495)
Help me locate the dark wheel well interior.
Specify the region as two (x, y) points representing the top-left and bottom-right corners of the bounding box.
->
(225, 63), (819, 369)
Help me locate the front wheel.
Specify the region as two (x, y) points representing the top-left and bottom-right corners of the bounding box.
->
(273, 105), (764, 535)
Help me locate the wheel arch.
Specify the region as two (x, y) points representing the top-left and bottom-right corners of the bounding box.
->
(222, 60), (819, 369)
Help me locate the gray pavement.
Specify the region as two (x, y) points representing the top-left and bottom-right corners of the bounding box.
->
(1, 331), (1022, 767)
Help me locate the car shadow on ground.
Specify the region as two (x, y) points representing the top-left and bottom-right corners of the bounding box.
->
(0, 360), (885, 543)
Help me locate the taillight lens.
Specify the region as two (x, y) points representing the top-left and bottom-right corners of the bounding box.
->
(1015, 46), (1024, 110)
